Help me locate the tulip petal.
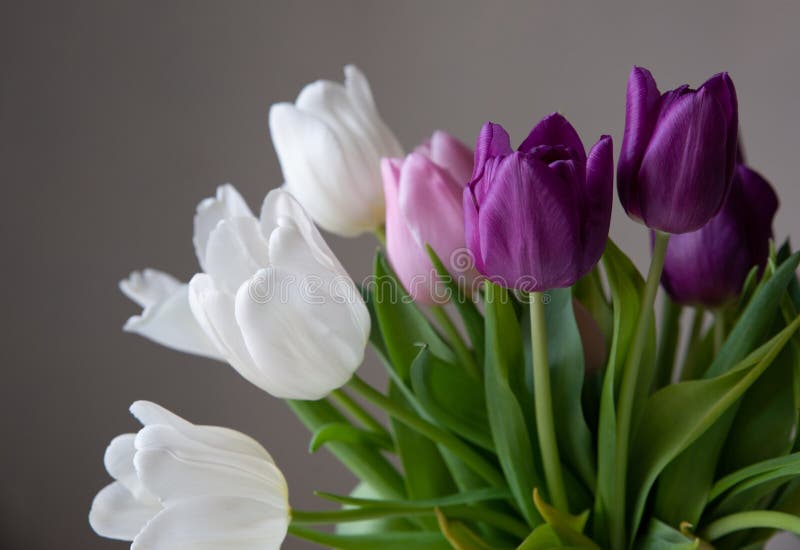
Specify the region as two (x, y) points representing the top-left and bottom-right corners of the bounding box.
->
(203, 217), (270, 294)
(259, 188), (343, 276)
(427, 130), (473, 186)
(343, 64), (404, 158)
(129, 401), (275, 462)
(193, 184), (253, 272)
(638, 88), (730, 232)
(477, 153), (581, 290)
(581, 135), (614, 272)
(187, 274), (262, 387)
(269, 103), (378, 236)
(104, 433), (159, 504)
(519, 112), (587, 164)
(617, 66), (662, 221)
(120, 270), (222, 360)
(398, 153), (469, 284)
(134, 425), (288, 508)
(89, 481), (160, 542)
(383, 157), (439, 303)
(700, 72), (739, 186)
(131, 496), (288, 550)
(471, 122), (513, 184)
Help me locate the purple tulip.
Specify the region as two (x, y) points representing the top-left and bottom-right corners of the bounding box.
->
(464, 114), (613, 291)
(618, 67), (739, 234)
(660, 164), (778, 307)
(382, 131), (476, 304)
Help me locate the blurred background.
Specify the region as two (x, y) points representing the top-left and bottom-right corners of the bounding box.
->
(3, 1), (800, 548)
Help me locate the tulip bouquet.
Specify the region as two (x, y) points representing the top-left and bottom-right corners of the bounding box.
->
(89, 64), (800, 550)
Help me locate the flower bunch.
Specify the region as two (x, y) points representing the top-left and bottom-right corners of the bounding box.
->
(91, 65), (800, 550)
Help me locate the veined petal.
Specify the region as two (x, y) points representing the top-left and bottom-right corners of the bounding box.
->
(269, 103), (380, 236)
(121, 270), (222, 360)
(344, 65), (404, 159)
(187, 274), (262, 387)
(471, 122), (512, 183)
(618, 66), (661, 221)
(581, 135), (614, 272)
(193, 184), (254, 272)
(478, 153), (581, 290)
(203, 217), (270, 294)
(519, 112), (587, 164)
(234, 267), (367, 400)
(131, 496), (288, 550)
(383, 157), (437, 303)
(259, 188), (344, 276)
(104, 434), (158, 505)
(398, 153), (466, 275)
(89, 481), (160, 542)
(426, 130), (473, 186)
(638, 88), (729, 233)
(129, 401), (274, 462)
(134, 425), (288, 508)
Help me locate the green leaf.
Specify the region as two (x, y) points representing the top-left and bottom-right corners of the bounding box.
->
(709, 452), (800, 502)
(436, 509), (510, 550)
(371, 251), (455, 379)
(289, 525), (452, 550)
(318, 487), (513, 509)
(286, 400), (405, 499)
(389, 383), (457, 516)
(533, 489), (599, 549)
(309, 423), (394, 453)
(573, 266), (613, 347)
(654, 251), (800, 527)
(544, 287), (596, 491)
(516, 524), (564, 549)
(427, 245), (486, 361)
(635, 519), (700, 550)
(484, 282), (543, 527)
(628, 314), (800, 538)
(593, 240), (647, 546)
(720, 343), (798, 473)
(707, 252), (800, 378)
(410, 346), (493, 451)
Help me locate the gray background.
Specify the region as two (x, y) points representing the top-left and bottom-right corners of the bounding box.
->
(2, 1), (799, 548)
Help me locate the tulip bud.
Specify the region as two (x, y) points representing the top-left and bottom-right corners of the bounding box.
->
(269, 65), (403, 237)
(89, 401), (289, 548)
(660, 164), (778, 307)
(463, 114), (613, 291)
(382, 131), (476, 304)
(618, 66), (739, 234)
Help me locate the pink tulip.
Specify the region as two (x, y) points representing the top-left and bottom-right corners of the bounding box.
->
(382, 131), (475, 304)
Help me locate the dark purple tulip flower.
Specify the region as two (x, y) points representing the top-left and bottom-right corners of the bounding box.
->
(660, 164), (778, 307)
(618, 66), (739, 234)
(463, 114), (613, 291)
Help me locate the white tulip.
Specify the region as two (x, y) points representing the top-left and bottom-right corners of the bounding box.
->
(89, 401), (289, 549)
(121, 185), (370, 400)
(269, 65), (403, 237)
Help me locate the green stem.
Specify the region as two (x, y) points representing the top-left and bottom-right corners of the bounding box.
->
(431, 306), (480, 379)
(680, 306), (706, 381)
(653, 295), (681, 390)
(713, 310), (725, 356)
(330, 388), (389, 437)
(348, 374), (505, 487)
(290, 504), (529, 539)
(611, 230), (670, 550)
(701, 510), (800, 540)
(530, 292), (568, 512)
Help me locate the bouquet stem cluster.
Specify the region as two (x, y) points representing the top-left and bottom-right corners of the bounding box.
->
(90, 65), (800, 550)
